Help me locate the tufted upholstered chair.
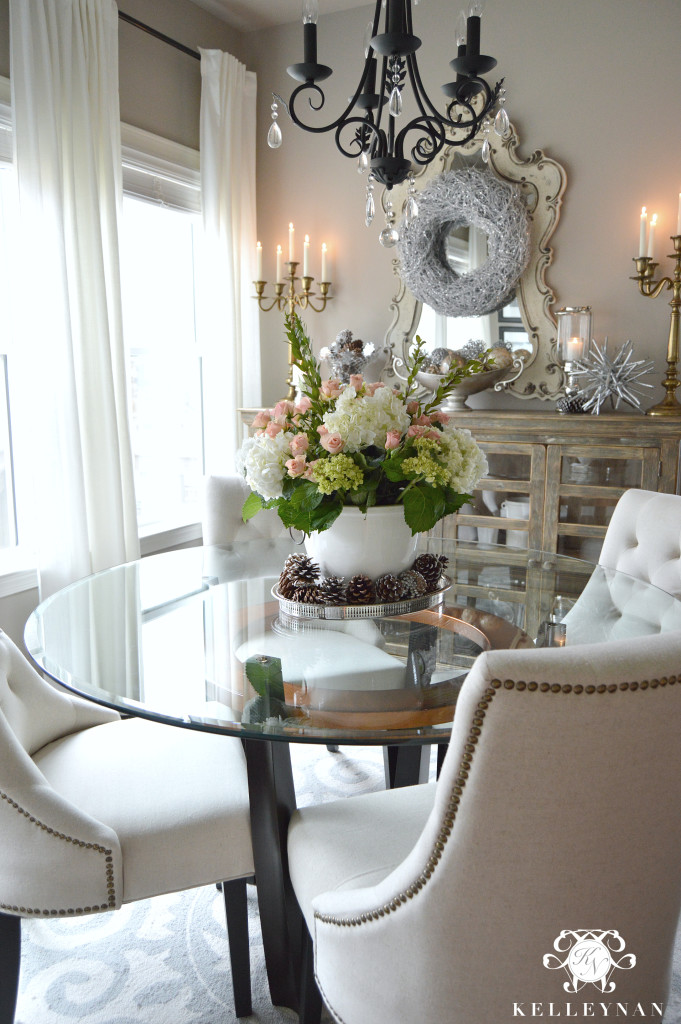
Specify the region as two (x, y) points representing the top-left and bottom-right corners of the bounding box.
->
(597, 488), (681, 594)
(202, 473), (285, 547)
(0, 630), (255, 1022)
(288, 630), (681, 1024)
(562, 489), (681, 645)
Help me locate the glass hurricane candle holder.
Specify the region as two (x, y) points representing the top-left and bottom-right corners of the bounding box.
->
(556, 306), (592, 413)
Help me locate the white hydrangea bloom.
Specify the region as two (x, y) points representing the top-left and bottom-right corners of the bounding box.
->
(237, 430), (294, 500)
(321, 386), (411, 452)
(439, 426), (488, 492)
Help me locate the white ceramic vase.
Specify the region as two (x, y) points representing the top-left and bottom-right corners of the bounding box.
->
(304, 505), (419, 579)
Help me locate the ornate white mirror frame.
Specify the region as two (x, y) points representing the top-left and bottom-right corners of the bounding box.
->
(383, 122), (567, 401)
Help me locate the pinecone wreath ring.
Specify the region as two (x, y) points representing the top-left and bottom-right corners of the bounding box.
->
(397, 167), (531, 319)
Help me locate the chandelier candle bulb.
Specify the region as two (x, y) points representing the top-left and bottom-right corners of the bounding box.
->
(639, 207), (647, 258)
(677, 193), (681, 237)
(288, 223), (295, 262)
(647, 214), (658, 259)
(256, 241), (263, 280)
(321, 242), (328, 281)
(276, 244), (283, 284)
(303, 234), (310, 276)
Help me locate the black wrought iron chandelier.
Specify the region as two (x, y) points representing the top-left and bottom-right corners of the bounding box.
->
(267, 0), (508, 246)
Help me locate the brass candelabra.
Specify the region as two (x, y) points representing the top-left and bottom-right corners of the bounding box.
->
(631, 235), (681, 417)
(254, 261), (331, 399)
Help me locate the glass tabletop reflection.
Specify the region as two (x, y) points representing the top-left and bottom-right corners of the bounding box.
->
(24, 539), (681, 745)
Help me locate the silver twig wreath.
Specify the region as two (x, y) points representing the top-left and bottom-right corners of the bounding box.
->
(397, 167), (531, 318)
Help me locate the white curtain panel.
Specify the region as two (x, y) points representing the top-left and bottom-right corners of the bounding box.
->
(198, 50), (260, 473)
(9, 0), (139, 598)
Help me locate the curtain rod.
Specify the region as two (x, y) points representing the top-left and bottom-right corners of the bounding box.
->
(118, 11), (201, 61)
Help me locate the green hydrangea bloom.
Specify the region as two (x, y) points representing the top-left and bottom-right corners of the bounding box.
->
(401, 438), (450, 486)
(312, 453), (364, 495)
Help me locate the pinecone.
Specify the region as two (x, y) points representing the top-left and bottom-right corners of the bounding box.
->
(398, 569), (429, 598)
(293, 583), (325, 605)
(412, 553), (447, 589)
(282, 553), (320, 587)
(319, 576), (346, 605)
(277, 572), (298, 600)
(556, 394), (586, 414)
(345, 574), (375, 605)
(375, 573), (407, 603)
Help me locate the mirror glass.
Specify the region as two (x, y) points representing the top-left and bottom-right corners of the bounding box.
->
(384, 123), (567, 401)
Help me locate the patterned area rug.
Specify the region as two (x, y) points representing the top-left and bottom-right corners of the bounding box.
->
(15, 744), (681, 1023)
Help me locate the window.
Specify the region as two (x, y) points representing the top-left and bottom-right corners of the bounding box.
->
(120, 125), (204, 541)
(119, 197), (204, 535)
(0, 98), (205, 577)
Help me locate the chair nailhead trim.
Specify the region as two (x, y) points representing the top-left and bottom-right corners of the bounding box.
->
(0, 788), (116, 916)
(314, 667), (681, 929)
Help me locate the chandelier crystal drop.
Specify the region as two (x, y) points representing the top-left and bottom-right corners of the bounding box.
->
(267, 99), (282, 149)
(277, 0), (507, 232)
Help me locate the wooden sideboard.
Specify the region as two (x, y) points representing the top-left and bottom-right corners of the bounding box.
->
(430, 411), (680, 559)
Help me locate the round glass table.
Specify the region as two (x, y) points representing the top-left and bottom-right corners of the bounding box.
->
(23, 538), (681, 1011)
(25, 539), (681, 746)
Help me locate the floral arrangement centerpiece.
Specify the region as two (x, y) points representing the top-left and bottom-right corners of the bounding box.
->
(238, 315), (488, 554)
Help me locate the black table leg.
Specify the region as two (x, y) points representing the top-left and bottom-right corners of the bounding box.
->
(383, 744), (432, 788)
(243, 738), (302, 1013)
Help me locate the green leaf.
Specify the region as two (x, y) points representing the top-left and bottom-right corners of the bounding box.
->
(308, 501), (343, 533)
(290, 480), (323, 512)
(241, 491), (264, 522)
(402, 484), (446, 534)
(443, 488), (472, 517)
(245, 655), (285, 702)
(382, 451), (411, 481)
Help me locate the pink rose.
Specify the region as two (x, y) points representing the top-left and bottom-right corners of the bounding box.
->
(320, 379), (343, 400)
(265, 421), (283, 438)
(285, 457), (308, 478)
(270, 395), (294, 419)
(365, 381), (385, 396)
(385, 430), (402, 450)
(251, 410), (272, 429)
(317, 424), (329, 436)
(349, 374), (364, 392)
(273, 399), (295, 421)
(320, 432), (345, 454)
(412, 413), (433, 427)
(295, 396), (312, 414)
(290, 433), (309, 455)
(406, 400), (419, 416)
(303, 460), (318, 480)
(424, 430), (442, 441)
(430, 410), (450, 425)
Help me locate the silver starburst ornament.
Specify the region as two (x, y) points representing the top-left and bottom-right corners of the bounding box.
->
(571, 338), (655, 414)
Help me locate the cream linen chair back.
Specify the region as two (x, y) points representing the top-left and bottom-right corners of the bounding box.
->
(202, 474), (284, 545)
(562, 489), (681, 644)
(598, 488), (681, 595)
(303, 632), (681, 1024)
(0, 630), (255, 1020)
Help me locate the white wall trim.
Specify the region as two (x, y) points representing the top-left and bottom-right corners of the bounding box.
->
(140, 522), (202, 556)
(120, 122), (200, 186)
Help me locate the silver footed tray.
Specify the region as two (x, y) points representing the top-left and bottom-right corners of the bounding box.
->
(271, 575), (452, 620)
